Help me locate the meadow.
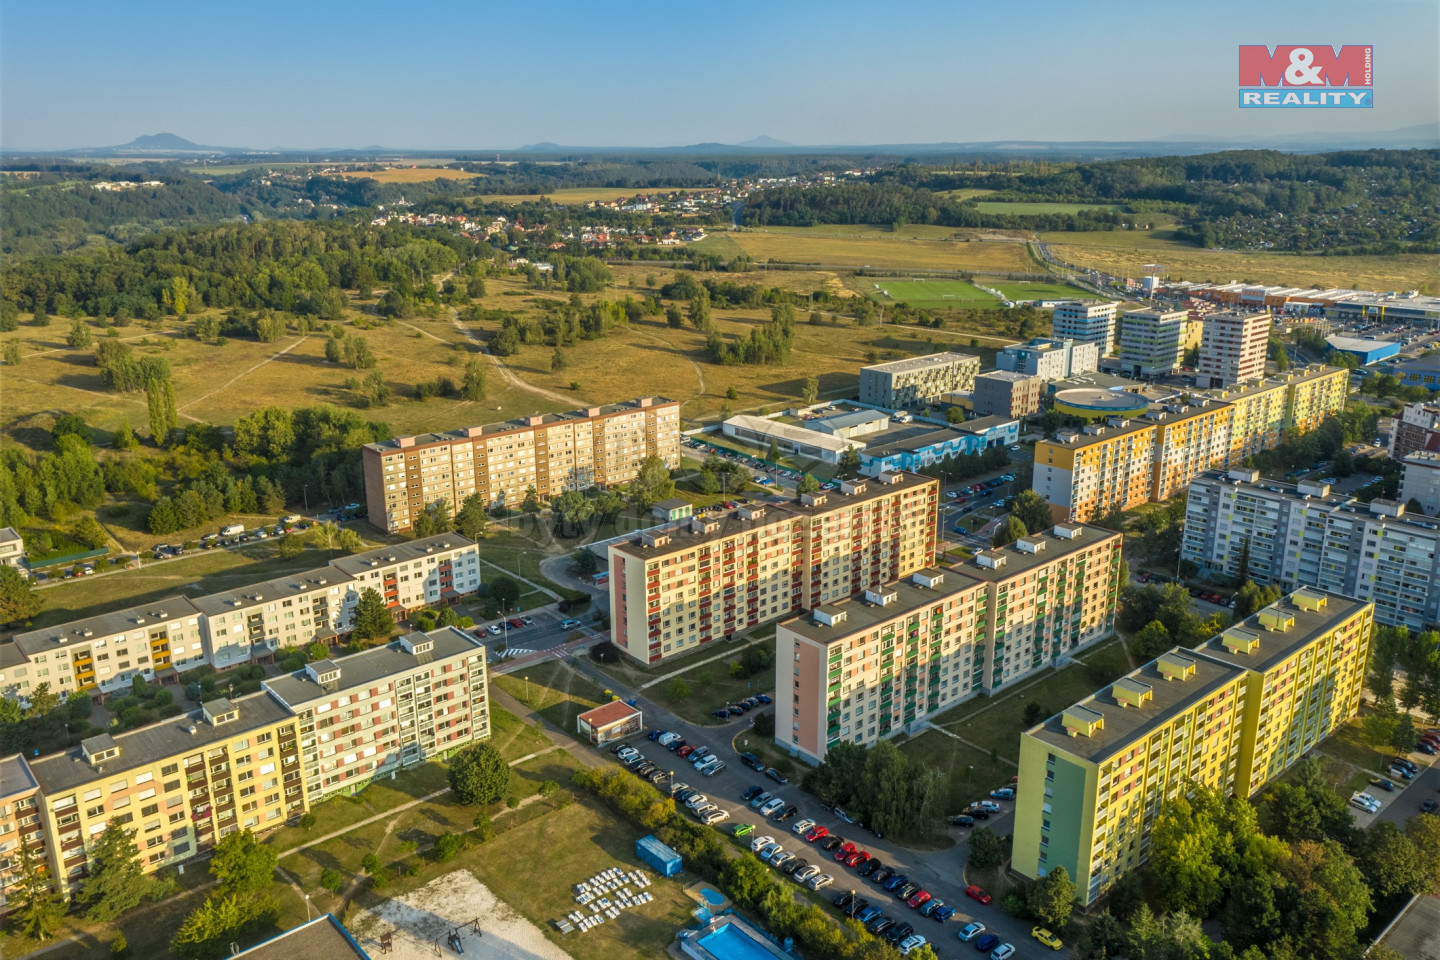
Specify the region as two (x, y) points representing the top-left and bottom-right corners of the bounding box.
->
(990, 280), (1097, 300)
(694, 230), (1036, 272)
(973, 200), (1123, 215)
(335, 167), (484, 183)
(866, 278), (1001, 307)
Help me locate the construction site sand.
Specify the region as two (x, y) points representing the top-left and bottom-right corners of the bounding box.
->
(349, 869), (572, 960)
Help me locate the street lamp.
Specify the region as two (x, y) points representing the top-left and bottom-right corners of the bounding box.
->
(304, 894), (312, 921)
(524, 675), (530, 703)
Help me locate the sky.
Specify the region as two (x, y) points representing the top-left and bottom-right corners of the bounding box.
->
(2, 0), (1435, 150)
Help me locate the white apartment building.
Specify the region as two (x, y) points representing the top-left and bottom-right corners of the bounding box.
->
(1401, 452), (1440, 516)
(997, 338), (1101, 380)
(1198, 312), (1271, 388)
(1051, 301), (1120, 357)
(0, 528), (23, 572)
(1118, 309), (1189, 378)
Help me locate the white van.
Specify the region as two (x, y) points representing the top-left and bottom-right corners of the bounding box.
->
(220, 524), (244, 536)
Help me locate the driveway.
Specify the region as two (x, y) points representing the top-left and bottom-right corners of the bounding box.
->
(579, 662), (1044, 955)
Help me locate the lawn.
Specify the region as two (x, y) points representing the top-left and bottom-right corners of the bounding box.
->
(866, 278), (1002, 308)
(974, 201), (1124, 215)
(702, 231), (1035, 273)
(492, 660), (614, 734)
(899, 730), (1016, 815)
(930, 637), (1132, 762)
(636, 637), (778, 727)
(991, 281), (1099, 301)
(1314, 711), (1393, 776)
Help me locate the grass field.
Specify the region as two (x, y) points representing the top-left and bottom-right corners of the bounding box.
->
(696, 231), (1036, 272)
(867, 278), (1001, 307)
(336, 167), (483, 183)
(899, 730), (1016, 814)
(469, 186), (717, 204)
(991, 281), (1097, 301)
(625, 636), (778, 727)
(492, 661), (613, 734)
(934, 188), (997, 201)
(1043, 231), (1440, 290)
(974, 201), (1123, 215)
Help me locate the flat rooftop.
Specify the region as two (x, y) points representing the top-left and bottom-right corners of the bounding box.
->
(779, 569), (984, 644)
(1041, 418), (1157, 449)
(861, 352), (978, 375)
(0, 754), (37, 799)
(0, 527), (20, 545)
(264, 627), (482, 707)
(192, 567), (353, 616)
(1026, 649), (1245, 764)
(1326, 336), (1398, 352)
(808, 409), (888, 430)
(27, 690), (295, 794)
(955, 415), (1018, 434)
(862, 424), (968, 458)
(726, 415), (857, 454)
(1193, 590), (1370, 676)
(13, 596), (204, 657)
(952, 524), (1119, 582)
(976, 371), (1043, 384)
(234, 915), (370, 960)
(364, 397), (676, 452)
(329, 533), (475, 577)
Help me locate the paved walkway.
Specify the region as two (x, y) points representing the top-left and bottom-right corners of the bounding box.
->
(477, 556), (561, 601)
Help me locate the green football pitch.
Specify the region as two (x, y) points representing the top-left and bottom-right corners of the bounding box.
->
(868, 278), (1001, 307)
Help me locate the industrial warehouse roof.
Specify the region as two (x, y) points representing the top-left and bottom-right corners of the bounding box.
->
(861, 425), (970, 458)
(1326, 335), (1398, 353)
(724, 415), (859, 455)
(807, 409), (889, 431)
(264, 627), (482, 707)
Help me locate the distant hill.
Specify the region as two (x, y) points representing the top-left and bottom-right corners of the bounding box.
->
(736, 135), (792, 148)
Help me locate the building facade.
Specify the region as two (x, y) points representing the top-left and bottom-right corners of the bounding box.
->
(362, 397), (681, 532)
(858, 353), (981, 409)
(997, 338), (1100, 380)
(1118, 309), (1188, 378)
(0, 528), (23, 572)
(1051, 302), (1121, 357)
(776, 524), (1122, 763)
(1197, 312), (1271, 388)
(1014, 589), (1372, 904)
(609, 474), (938, 664)
(1033, 365), (1348, 521)
(973, 371), (1045, 419)
(1401, 452), (1440, 516)
(1183, 470), (1440, 630)
(0, 755), (45, 911)
(1391, 399), (1440, 458)
(859, 418), (1019, 476)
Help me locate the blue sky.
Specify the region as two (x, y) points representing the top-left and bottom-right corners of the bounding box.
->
(2, 0), (1434, 149)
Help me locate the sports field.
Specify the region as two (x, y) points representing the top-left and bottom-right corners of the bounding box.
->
(975, 201), (1123, 215)
(991, 281), (1096, 301)
(336, 167), (483, 183)
(868, 278), (1001, 307)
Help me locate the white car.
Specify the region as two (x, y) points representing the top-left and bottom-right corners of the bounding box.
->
(684, 794), (709, 810)
(701, 809), (730, 825)
(692, 803), (718, 818)
(807, 873), (834, 891)
(792, 818), (816, 836)
(991, 944), (1016, 960)
(760, 797), (785, 817)
(749, 834), (774, 853)
(973, 800), (1001, 812)
(616, 747), (639, 762)
(899, 935), (928, 955)
(794, 864), (821, 883)
(658, 732), (680, 747)
(959, 922), (986, 942)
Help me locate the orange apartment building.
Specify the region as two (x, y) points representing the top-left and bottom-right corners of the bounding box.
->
(362, 397), (681, 532)
(0, 755), (46, 912)
(609, 474), (938, 664)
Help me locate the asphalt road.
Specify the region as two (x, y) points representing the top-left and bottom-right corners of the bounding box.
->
(579, 666), (1046, 956)
(1360, 746), (1439, 829)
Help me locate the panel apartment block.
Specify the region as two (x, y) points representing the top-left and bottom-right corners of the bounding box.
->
(1184, 469), (1440, 630)
(1391, 399), (1440, 459)
(1014, 589), (1372, 904)
(1033, 365), (1348, 521)
(1197, 311), (1271, 388)
(776, 523), (1122, 763)
(1118, 309), (1188, 378)
(1, 626), (493, 899)
(1051, 301), (1120, 357)
(363, 397), (680, 532)
(997, 338), (1100, 381)
(609, 474), (938, 664)
(858, 353), (980, 410)
(264, 627), (489, 802)
(973, 371), (1045, 419)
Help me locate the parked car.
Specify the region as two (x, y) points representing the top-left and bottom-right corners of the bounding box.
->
(678, 746), (697, 759)
(771, 851), (794, 869)
(742, 785), (765, 801)
(843, 851), (870, 868)
(963, 806), (990, 820)
(973, 800), (1001, 812)
(765, 767), (789, 784)
(857, 858), (882, 877)
(749, 834), (775, 853)
(855, 905), (883, 924)
(1370, 777), (1396, 793)
(667, 737), (687, 752)
(888, 922), (915, 944)
(991, 943), (1016, 960)
(774, 805), (798, 823)
(907, 890), (932, 909)
(958, 921), (987, 942)
(821, 835), (845, 851)
(866, 915), (894, 935)
(794, 865), (822, 884)
(609, 741), (631, 755)
(750, 791), (773, 809)
(701, 809), (729, 825)
(931, 904), (955, 922)
(740, 752), (765, 771)
(1032, 927), (1063, 951)
(883, 874), (910, 892)
(895, 882), (920, 900)
(792, 818), (816, 835)
(869, 866), (893, 885)
(758, 841), (782, 860)
(733, 822), (754, 837)
(965, 885), (993, 905)
(949, 814), (975, 827)
(989, 787), (1015, 800)
(833, 807), (856, 823)
(684, 794), (709, 810)
(974, 934), (1001, 952)
(807, 873), (833, 891)
(899, 934), (928, 955)
(1422, 799), (1438, 814)
(760, 797), (785, 817)
(805, 824), (830, 842)
(834, 842), (858, 862)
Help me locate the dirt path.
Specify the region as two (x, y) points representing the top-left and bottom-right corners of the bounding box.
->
(634, 329), (705, 404)
(177, 336), (308, 414)
(446, 310), (574, 405)
(20, 332), (155, 359)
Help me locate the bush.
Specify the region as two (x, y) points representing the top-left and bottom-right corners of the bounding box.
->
(319, 868), (345, 893)
(111, 932), (129, 957)
(752, 712), (775, 737)
(433, 832), (466, 863)
(360, 853), (381, 874)
(370, 867), (392, 890)
(298, 813), (317, 830)
(405, 862), (422, 878)
(448, 743), (510, 805)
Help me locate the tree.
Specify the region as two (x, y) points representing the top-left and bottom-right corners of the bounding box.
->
(1131, 620), (1173, 659)
(571, 546), (600, 576)
(67, 318), (92, 349)
(629, 455), (675, 509)
(209, 828), (277, 896)
(0, 565), (42, 625)
(1360, 821), (1429, 898)
(337, 528), (364, 553)
(277, 533), (304, 559)
(413, 500), (453, 538)
(1022, 701), (1049, 727)
(448, 742), (510, 805)
(1232, 581), (1282, 620)
(455, 492), (490, 541)
(753, 711), (775, 737)
(767, 438), (780, 464)
(487, 574), (521, 612)
(968, 826), (1005, 870)
(343, 335), (376, 369)
(78, 819), (148, 920)
(801, 375), (819, 405)
(433, 832), (465, 862)
(11, 840), (64, 942)
(1406, 812), (1440, 893)
(521, 485), (541, 515)
(461, 357), (487, 400)
(992, 515), (1028, 548)
(146, 377), (172, 444)
(795, 473), (822, 495)
(550, 346), (569, 371)
(1363, 700), (1400, 748)
(668, 678), (691, 701)
(837, 446), (861, 478)
(112, 419), (139, 451)
(802, 740), (868, 806)
(1147, 791), (1227, 917)
(1010, 490), (1053, 534)
(1391, 711), (1418, 753)
(1029, 864), (1076, 929)
(171, 892), (275, 959)
(351, 587), (394, 643)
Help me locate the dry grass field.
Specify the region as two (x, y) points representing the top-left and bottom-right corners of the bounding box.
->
(336, 167), (484, 183)
(698, 230), (1036, 272)
(1044, 230), (1440, 290)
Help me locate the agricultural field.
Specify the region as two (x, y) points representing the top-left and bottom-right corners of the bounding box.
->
(468, 186), (718, 205)
(1044, 231), (1440, 290)
(990, 281), (1097, 301)
(865, 278), (1001, 307)
(335, 167), (484, 183)
(696, 230), (1036, 272)
(933, 188), (996, 201)
(974, 201), (1123, 215)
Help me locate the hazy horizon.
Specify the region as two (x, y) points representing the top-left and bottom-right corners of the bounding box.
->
(3, 0), (1436, 152)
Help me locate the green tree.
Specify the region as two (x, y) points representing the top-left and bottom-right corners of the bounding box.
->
(461, 357), (487, 400)
(209, 828), (277, 896)
(801, 375), (819, 405)
(629, 455), (675, 509)
(1148, 790), (1227, 917)
(795, 473), (822, 495)
(351, 587), (394, 643)
(1232, 581), (1282, 620)
(337, 527), (365, 553)
(1010, 489), (1054, 534)
(319, 868), (344, 893)
(455, 492), (490, 541)
(1363, 700), (1400, 748)
(551, 346), (569, 371)
(146, 377), (170, 444)
(521, 484), (541, 515)
(486, 574), (521, 612)
(67, 318), (93, 350)
(968, 826), (1005, 870)
(413, 500), (453, 538)
(1406, 812), (1440, 892)
(78, 819), (148, 921)
(571, 546), (600, 576)
(0, 565), (43, 625)
(11, 840), (64, 942)
(4, 342), (21, 366)
(171, 892), (275, 959)
(1360, 821), (1429, 898)
(836, 446), (861, 478)
(1131, 620), (1173, 659)
(1029, 864), (1076, 929)
(277, 533), (304, 559)
(992, 514), (1028, 548)
(448, 742), (510, 805)
(343, 335), (376, 369)
(767, 438), (780, 463)
(433, 832), (465, 862)
(112, 420), (139, 450)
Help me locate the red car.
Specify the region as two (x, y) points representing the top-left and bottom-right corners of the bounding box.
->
(677, 746), (696, 758)
(907, 890), (931, 909)
(805, 825), (830, 842)
(834, 842), (858, 862)
(507, 618), (524, 628)
(843, 851), (869, 868)
(965, 885), (992, 906)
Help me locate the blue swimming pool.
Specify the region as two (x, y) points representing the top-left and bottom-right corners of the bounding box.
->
(699, 887), (725, 906)
(697, 922), (777, 960)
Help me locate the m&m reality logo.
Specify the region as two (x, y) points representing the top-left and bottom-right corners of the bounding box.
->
(1238, 45), (1373, 108)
